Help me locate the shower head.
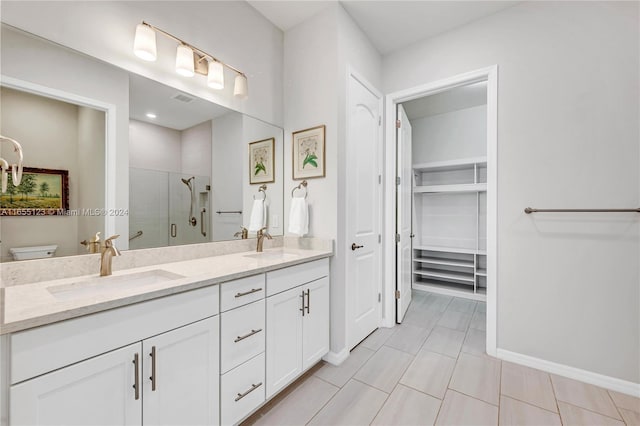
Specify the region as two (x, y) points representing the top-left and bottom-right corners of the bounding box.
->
(181, 176), (195, 186)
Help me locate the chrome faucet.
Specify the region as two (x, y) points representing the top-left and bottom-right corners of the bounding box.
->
(100, 234), (121, 276)
(256, 227), (272, 252)
(234, 226), (248, 239)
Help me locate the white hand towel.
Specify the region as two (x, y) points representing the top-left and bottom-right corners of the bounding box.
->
(288, 197), (308, 236)
(248, 199), (265, 232)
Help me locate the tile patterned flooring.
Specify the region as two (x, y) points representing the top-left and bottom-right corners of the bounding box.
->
(244, 290), (639, 425)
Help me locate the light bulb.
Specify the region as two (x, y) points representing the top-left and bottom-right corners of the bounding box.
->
(176, 45), (195, 77)
(207, 61), (224, 90)
(133, 24), (157, 62)
(234, 74), (248, 99)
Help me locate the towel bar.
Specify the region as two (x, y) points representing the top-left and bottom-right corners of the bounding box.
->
(525, 207), (640, 214)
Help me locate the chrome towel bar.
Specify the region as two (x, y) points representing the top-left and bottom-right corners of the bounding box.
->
(525, 207), (640, 214)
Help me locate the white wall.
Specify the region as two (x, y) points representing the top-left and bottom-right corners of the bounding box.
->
(129, 120), (181, 173)
(212, 113), (243, 241)
(1, 1), (284, 127)
(411, 105), (487, 163)
(384, 1), (639, 383)
(181, 121), (212, 178)
(1, 25), (131, 249)
(284, 3), (382, 356)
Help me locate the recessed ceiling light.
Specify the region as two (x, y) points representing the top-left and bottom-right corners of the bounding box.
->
(146, 113), (157, 119)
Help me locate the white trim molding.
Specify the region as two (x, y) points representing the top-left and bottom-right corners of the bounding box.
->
(497, 348), (640, 398)
(323, 348), (350, 366)
(383, 66), (499, 356)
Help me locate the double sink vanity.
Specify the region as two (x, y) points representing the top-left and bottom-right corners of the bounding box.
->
(0, 241), (333, 425)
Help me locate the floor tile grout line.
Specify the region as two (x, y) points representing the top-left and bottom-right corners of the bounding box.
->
(606, 389), (629, 423)
(303, 377), (352, 426)
(556, 399), (628, 423)
(398, 379), (447, 401)
(367, 381), (400, 425)
(500, 395), (565, 416)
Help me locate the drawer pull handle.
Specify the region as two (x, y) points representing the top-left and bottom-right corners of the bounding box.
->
(149, 346), (157, 391)
(133, 353), (140, 400)
(234, 328), (263, 343)
(235, 382), (263, 402)
(235, 288), (262, 298)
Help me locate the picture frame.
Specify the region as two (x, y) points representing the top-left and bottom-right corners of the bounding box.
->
(249, 138), (275, 184)
(0, 167), (69, 216)
(292, 125), (325, 180)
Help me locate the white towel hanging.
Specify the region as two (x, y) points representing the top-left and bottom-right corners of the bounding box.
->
(248, 199), (266, 232)
(288, 197), (308, 236)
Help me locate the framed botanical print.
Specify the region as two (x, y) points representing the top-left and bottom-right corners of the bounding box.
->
(249, 138), (275, 184)
(292, 125), (325, 180)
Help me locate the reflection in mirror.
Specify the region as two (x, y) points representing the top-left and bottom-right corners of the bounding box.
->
(0, 86), (106, 261)
(0, 24), (284, 261)
(128, 74), (284, 249)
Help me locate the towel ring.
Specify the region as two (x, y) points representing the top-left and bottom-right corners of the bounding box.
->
(253, 184), (267, 200)
(291, 180), (308, 199)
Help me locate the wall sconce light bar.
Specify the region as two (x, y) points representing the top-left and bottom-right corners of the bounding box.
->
(134, 21), (247, 98)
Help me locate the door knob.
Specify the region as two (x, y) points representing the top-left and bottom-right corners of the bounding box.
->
(351, 243), (364, 251)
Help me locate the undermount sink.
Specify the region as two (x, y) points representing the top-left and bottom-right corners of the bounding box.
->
(47, 269), (185, 301)
(243, 252), (299, 261)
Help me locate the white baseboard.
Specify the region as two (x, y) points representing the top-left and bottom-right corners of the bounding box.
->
(323, 348), (349, 366)
(497, 348), (640, 398)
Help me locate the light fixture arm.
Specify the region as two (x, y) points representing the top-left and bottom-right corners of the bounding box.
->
(139, 21), (246, 78)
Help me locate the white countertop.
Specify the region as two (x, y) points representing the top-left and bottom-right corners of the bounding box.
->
(0, 247), (332, 335)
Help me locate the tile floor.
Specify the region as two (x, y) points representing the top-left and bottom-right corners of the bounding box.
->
(244, 290), (639, 426)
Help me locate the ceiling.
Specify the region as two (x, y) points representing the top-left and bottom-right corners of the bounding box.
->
(129, 74), (233, 130)
(402, 81), (487, 120)
(248, 1), (519, 54)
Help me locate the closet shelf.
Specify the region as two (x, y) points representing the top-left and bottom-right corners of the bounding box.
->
(413, 257), (474, 268)
(414, 183), (487, 194)
(413, 156), (487, 173)
(413, 268), (475, 283)
(414, 245), (486, 255)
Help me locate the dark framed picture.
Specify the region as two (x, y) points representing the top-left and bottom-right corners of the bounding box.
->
(249, 138), (275, 184)
(292, 125), (325, 179)
(0, 167), (69, 216)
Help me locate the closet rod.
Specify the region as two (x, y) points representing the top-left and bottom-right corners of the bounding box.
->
(524, 207), (640, 214)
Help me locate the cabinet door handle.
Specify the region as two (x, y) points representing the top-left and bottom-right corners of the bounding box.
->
(235, 382), (263, 402)
(132, 353), (140, 400)
(149, 346), (157, 391)
(300, 290), (305, 316)
(234, 328), (263, 343)
(235, 288), (262, 298)
(170, 223), (177, 238)
(305, 289), (310, 314)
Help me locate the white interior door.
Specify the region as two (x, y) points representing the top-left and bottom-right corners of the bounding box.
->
(396, 104), (413, 323)
(347, 71), (382, 349)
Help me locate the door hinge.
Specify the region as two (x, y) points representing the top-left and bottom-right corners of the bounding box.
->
(395, 290), (400, 299)
(378, 116), (382, 126)
(395, 234), (400, 243)
(378, 293), (381, 303)
(378, 175), (382, 184)
(396, 176), (401, 185)
(396, 119), (401, 128)
(378, 234), (381, 243)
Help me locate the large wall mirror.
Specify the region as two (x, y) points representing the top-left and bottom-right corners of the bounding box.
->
(0, 25), (284, 262)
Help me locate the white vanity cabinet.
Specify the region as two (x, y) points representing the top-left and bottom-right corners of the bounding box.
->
(8, 286), (220, 426)
(265, 259), (330, 398)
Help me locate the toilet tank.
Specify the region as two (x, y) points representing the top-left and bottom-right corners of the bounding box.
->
(9, 245), (58, 261)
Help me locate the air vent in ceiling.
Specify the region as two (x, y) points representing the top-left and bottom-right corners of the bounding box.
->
(171, 93), (195, 103)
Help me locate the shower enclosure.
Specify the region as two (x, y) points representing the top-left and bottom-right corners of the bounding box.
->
(129, 168), (210, 249)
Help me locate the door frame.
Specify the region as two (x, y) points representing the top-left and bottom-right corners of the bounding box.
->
(383, 65), (498, 357)
(345, 66), (384, 350)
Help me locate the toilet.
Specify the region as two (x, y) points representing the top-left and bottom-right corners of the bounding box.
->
(9, 245), (58, 261)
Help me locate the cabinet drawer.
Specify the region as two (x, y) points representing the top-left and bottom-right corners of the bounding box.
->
(220, 274), (265, 312)
(221, 353), (265, 426)
(220, 299), (265, 373)
(266, 258), (329, 296)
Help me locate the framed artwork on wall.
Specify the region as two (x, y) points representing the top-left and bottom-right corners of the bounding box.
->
(0, 167), (69, 216)
(292, 125), (325, 180)
(249, 138), (275, 184)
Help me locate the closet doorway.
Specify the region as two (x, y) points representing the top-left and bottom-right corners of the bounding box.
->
(385, 66), (498, 356)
